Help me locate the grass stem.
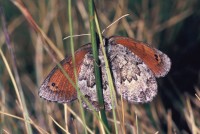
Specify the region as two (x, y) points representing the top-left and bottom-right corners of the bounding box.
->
(88, 0), (109, 132)
(68, 0), (87, 133)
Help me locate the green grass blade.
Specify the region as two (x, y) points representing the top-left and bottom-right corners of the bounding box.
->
(68, 0), (87, 134)
(94, 13), (118, 134)
(88, 0), (110, 132)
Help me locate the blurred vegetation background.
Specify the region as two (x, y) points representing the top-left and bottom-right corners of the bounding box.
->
(0, 0), (200, 133)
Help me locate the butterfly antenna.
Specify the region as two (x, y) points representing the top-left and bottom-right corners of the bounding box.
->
(102, 14), (130, 34)
(63, 14), (129, 40)
(63, 33), (90, 40)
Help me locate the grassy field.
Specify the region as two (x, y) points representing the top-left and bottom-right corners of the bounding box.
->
(0, 0), (200, 133)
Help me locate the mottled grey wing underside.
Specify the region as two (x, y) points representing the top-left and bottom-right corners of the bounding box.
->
(78, 51), (113, 111)
(78, 43), (158, 111)
(108, 44), (158, 103)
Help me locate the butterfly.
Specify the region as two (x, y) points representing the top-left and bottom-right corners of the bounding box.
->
(39, 36), (171, 111)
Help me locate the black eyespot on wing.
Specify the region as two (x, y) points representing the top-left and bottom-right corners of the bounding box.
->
(154, 54), (159, 61)
(51, 82), (56, 87)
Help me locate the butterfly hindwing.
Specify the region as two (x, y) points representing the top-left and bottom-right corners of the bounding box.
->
(78, 50), (113, 111)
(107, 42), (158, 103)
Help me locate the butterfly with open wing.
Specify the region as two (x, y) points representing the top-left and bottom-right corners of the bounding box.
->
(39, 36), (171, 111)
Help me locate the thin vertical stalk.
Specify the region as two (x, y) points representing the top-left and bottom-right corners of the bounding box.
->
(88, 0), (109, 131)
(64, 104), (69, 133)
(136, 114), (139, 134)
(94, 13), (118, 134)
(68, 1), (87, 134)
(0, 84), (5, 134)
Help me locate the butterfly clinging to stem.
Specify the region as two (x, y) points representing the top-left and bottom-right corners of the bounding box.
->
(39, 36), (171, 111)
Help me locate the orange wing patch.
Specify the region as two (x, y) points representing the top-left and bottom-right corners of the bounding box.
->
(109, 36), (171, 78)
(39, 44), (91, 103)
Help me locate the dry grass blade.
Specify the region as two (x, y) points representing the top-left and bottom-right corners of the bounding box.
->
(195, 94), (200, 101)
(107, 118), (134, 129)
(2, 129), (10, 134)
(67, 107), (94, 134)
(49, 116), (69, 134)
(0, 48), (32, 133)
(105, 1), (124, 36)
(64, 104), (69, 133)
(11, 0), (64, 60)
(167, 110), (172, 134)
(184, 97), (200, 133)
(77, 0), (89, 29)
(98, 112), (106, 134)
(0, 7), (33, 133)
(0, 111), (49, 134)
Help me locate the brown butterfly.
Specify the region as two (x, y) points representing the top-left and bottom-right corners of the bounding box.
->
(39, 36), (171, 111)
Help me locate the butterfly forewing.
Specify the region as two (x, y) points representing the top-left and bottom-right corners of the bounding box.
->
(109, 36), (171, 78)
(39, 44), (92, 103)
